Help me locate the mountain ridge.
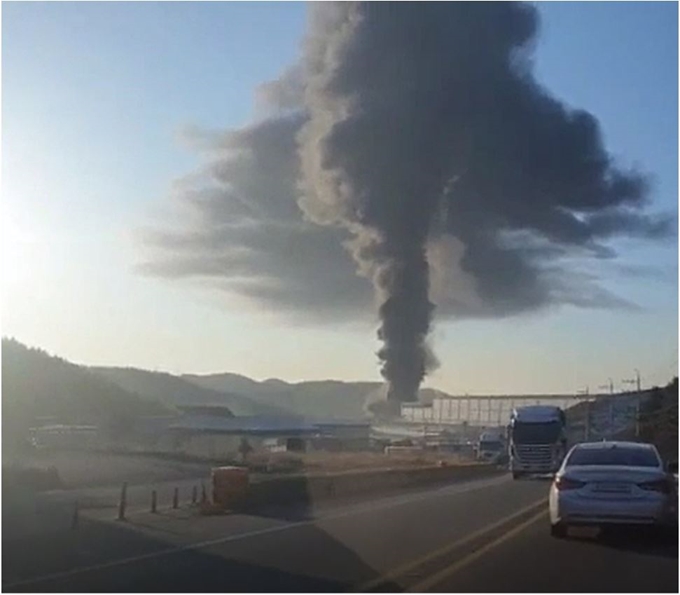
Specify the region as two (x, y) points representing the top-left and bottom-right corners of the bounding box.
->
(90, 367), (288, 417)
(1, 338), (172, 454)
(2, 337), (448, 424)
(183, 373), (447, 420)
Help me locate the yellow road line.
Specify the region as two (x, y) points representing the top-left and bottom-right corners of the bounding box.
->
(355, 498), (546, 592)
(407, 508), (548, 592)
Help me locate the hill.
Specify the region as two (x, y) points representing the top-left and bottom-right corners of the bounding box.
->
(183, 374), (447, 419)
(184, 373), (379, 419)
(3, 338), (451, 430)
(91, 367), (288, 417)
(611, 378), (678, 461)
(182, 372), (268, 396)
(1, 339), (171, 454)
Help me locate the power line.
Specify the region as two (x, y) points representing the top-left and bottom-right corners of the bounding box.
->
(622, 369), (641, 393)
(598, 378), (614, 395)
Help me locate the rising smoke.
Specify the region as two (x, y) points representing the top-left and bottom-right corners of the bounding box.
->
(139, 2), (672, 408)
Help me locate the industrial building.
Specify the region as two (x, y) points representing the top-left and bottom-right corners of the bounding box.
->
(149, 413), (371, 459)
(29, 424), (99, 449)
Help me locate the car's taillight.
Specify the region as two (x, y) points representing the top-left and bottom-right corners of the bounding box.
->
(638, 479), (671, 494)
(555, 476), (586, 491)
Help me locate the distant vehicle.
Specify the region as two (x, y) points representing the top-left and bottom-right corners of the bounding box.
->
(476, 431), (505, 463)
(508, 405), (567, 479)
(549, 441), (678, 539)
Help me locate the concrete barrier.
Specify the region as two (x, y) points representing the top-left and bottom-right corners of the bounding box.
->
(244, 463), (500, 511)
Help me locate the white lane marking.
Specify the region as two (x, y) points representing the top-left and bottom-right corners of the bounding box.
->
(5, 473), (512, 589)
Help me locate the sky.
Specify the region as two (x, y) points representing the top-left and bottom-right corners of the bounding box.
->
(2, 1), (678, 395)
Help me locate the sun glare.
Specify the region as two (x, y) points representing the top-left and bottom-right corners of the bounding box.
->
(1, 214), (40, 288)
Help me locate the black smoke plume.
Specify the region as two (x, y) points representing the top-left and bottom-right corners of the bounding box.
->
(139, 2), (672, 407)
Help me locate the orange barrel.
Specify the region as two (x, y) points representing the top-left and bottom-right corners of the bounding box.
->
(212, 466), (249, 508)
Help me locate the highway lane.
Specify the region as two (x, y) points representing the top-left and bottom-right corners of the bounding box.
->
(414, 511), (678, 592)
(4, 473), (542, 590)
(4, 473), (677, 592)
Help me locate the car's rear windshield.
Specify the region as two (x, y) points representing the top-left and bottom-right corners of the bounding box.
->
(566, 446), (660, 468)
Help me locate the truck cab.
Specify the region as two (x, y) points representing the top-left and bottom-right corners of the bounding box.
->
(508, 405), (567, 479)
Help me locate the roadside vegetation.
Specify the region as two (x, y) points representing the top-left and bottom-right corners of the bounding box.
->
(2, 338), (170, 459)
(637, 377), (678, 462)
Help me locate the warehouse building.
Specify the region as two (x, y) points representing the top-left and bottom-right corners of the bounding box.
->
(154, 413), (371, 459)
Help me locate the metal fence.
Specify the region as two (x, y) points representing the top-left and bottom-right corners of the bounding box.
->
(401, 392), (646, 431)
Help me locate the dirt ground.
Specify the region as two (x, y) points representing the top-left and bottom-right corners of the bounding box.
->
(5, 449), (213, 489)
(249, 449), (474, 475)
(3, 447), (477, 491)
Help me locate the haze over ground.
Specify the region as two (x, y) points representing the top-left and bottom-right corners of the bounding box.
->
(2, 2), (677, 396)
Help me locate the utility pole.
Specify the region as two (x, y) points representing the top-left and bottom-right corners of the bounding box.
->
(422, 408), (427, 444)
(578, 387), (590, 441)
(622, 370), (642, 393)
(598, 378), (614, 395)
(622, 370), (642, 438)
(599, 378), (615, 430)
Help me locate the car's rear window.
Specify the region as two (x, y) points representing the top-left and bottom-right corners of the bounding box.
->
(566, 446), (660, 468)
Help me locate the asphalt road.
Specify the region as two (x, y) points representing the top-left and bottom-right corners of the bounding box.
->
(421, 513), (678, 593)
(3, 473), (677, 592)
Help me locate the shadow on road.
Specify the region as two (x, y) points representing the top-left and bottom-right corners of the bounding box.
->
(588, 526), (679, 559)
(520, 474), (554, 482)
(3, 506), (394, 593)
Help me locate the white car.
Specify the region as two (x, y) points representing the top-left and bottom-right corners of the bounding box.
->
(549, 441), (677, 538)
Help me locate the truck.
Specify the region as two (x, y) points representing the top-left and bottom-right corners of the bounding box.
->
(508, 405), (567, 479)
(476, 431), (505, 463)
